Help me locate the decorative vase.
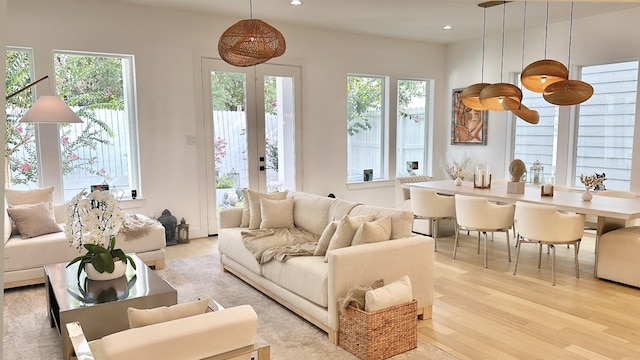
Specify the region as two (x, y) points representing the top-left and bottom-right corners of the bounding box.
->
(454, 177), (463, 186)
(582, 189), (593, 201)
(84, 260), (127, 281)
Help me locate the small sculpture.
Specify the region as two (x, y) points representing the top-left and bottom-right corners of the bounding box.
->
(509, 159), (526, 182)
(157, 209), (177, 246)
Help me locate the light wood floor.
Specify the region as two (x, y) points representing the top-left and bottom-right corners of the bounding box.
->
(166, 231), (640, 360)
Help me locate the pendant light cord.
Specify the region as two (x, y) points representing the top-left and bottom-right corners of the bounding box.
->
(544, 2), (549, 59)
(567, 2), (574, 72)
(520, 2), (527, 71)
(499, 2), (506, 82)
(481, 7), (486, 82)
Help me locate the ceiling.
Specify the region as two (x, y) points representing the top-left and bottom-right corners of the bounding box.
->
(112, 0), (640, 44)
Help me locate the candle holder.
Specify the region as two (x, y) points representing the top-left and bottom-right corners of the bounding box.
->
(473, 173), (492, 189)
(541, 184), (554, 197)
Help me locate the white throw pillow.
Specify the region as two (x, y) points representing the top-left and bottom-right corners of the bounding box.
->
(247, 190), (288, 230)
(314, 221), (339, 256)
(6, 202), (62, 239)
(260, 197), (294, 229)
(324, 215), (375, 262)
(365, 275), (413, 312)
(5, 185), (54, 213)
(351, 216), (392, 246)
(127, 298), (210, 328)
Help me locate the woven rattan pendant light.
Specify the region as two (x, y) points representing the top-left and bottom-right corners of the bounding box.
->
(479, 2), (523, 111)
(218, 0), (286, 67)
(543, 2), (593, 105)
(520, 2), (568, 93)
(461, 7), (489, 111)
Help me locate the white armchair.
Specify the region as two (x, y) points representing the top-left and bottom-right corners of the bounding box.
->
(453, 194), (514, 268)
(409, 187), (456, 251)
(65, 304), (268, 360)
(513, 201), (585, 286)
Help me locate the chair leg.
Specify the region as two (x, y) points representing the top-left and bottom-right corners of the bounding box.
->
(505, 230), (511, 262)
(432, 219), (438, 252)
(483, 232), (488, 268)
(513, 236), (522, 275)
(574, 240), (581, 279)
(477, 232), (481, 254)
(538, 243), (543, 268)
(453, 226), (461, 259)
(551, 244), (556, 286)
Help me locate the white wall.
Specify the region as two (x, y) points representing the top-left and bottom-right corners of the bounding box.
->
(445, 3), (640, 191)
(6, 0), (446, 237)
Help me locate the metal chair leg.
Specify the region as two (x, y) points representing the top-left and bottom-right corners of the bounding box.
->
(574, 240), (581, 279)
(513, 235), (522, 275)
(505, 230), (511, 262)
(453, 226), (461, 259)
(483, 232), (488, 268)
(432, 218), (438, 252)
(538, 243), (543, 268)
(551, 244), (556, 286)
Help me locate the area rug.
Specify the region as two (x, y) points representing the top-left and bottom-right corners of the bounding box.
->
(3, 255), (457, 359)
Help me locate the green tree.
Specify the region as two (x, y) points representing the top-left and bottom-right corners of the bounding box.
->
(347, 77), (426, 135)
(210, 71), (277, 115)
(5, 50), (121, 186)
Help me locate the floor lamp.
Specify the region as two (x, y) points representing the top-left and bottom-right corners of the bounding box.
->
(5, 75), (83, 124)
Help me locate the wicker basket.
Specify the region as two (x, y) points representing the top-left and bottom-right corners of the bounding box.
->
(338, 300), (417, 360)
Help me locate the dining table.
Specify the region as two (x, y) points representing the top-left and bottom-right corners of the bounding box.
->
(406, 180), (640, 277)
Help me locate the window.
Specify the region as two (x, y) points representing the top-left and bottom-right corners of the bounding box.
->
(347, 75), (385, 182)
(512, 81), (559, 183)
(5, 48), (39, 188)
(511, 60), (638, 191)
(5, 49), (140, 201)
(574, 61), (638, 190)
(396, 79), (429, 177)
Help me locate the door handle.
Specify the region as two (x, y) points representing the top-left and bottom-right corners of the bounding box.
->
(259, 166), (265, 171)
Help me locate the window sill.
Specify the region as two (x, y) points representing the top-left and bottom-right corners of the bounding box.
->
(118, 198), (146, 210)
(346, 179), (395, 190)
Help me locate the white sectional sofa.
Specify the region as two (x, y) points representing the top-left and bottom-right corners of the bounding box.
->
(218, 190), (434, 344)
(4, 203), (166, 289)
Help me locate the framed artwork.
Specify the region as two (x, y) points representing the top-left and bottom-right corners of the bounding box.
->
(451, 88), (488, 145)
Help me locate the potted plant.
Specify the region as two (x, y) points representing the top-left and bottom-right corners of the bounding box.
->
(65, 189), (136, 280)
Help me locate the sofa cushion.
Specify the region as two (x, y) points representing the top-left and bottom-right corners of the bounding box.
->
(128, 298), (210, 328)
(289, 191), (333, 235)
(262, 256), (329, 307)
(313, 221), (339, 256)
(5, 186), (55, 235)
(348, 205), (414, 239)
(7, 202), (62, 239)
(365, 275), (413, 312)
(351, 216), (391, 246)
(247, 190), (287, 230)
(260, 197), (294, 229)
(241, 189), (250, 227)
(328, 198), (361, 222)
(324, 215), (375, 262)
(4, 231), (80, 272)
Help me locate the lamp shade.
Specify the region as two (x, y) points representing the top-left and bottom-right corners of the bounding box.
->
(218, 19), (286, 67)
(479, 83), (523, 111)
(543, 80), (594, 106)
(19, 96), (83, 123)
(521, 60), (568, 93)
(502, 98), (539, 124)
(461, 83), (490, 111)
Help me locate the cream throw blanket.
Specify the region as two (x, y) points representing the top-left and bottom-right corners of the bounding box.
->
(120, 214), (160, 241)
(241, 228), (319, 264)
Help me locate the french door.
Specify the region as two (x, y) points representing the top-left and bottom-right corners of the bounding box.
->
(201, 58), (302, 234)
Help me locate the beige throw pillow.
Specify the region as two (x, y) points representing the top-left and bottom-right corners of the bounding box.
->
(351, 216), (392, 246)
(6, 202), (62, 239)
(324, 215), (375, 262)
(260, 197), (294, 229)
(240, 189), (250, 227)
(365, 275), (413, 312)
(314, 221), (339, 256)
(127, 298), (209, 328)
(247, 190), (287, 229)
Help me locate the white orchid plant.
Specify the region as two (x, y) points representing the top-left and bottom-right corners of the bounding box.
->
(65, 190), (136, 279)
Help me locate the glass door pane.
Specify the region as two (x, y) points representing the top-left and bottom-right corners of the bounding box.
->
(211, 71), (248, 209)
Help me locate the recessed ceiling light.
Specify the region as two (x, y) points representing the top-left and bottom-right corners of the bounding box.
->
(290, 0), (302, 5)
(442, 25), (453, 30)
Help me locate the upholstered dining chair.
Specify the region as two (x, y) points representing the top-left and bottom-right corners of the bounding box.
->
(410, 187), (456, 251)
(513, 201), (586, 286)
(453, 194), (514, 268)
